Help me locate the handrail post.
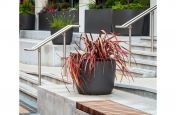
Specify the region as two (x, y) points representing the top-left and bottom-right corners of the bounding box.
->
(150, 11), (154, 52)
(128, 25), (132, 66)
(38, 48), (41, 85)
(63, 32), (66, 76)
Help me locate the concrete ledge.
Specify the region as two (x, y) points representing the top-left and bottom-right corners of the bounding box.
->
(115, 77), (157, 93)
(37, 85), (156, 115)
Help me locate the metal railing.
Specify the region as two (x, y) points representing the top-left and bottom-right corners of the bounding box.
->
(115, 5), (157, 66)
(24, 25), (80, 85)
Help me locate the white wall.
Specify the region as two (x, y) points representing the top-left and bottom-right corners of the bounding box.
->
(79, 0), (96, 32)
(79, 0), (91, 32)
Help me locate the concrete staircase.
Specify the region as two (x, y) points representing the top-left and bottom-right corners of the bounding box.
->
(19, 64), (71, 115)
(117, 36), (157, 78)
(19, 63), (72, 99)
(19, 30), (157, 114)
(20, 30), (78, 66)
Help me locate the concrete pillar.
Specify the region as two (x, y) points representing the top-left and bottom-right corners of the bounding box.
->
(35, 0), (48, 30)
(150, 0), (157, 36)
(79, 0), (95, 32)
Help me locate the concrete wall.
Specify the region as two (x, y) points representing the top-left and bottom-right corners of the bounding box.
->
(79, 0), (90, 32)
(37, 85), (89, 115)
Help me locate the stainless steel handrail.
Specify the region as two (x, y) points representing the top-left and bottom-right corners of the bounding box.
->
(24, 25), (80, 85)
(24, 25), (80, 51)
(115, 5), (157, 28)
(115, 5), (157, 66)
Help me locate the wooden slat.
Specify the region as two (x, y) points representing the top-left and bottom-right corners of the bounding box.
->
(76, 100), (150, 115)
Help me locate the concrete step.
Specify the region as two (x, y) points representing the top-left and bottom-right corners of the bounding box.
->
(20, 82), (37, 99)
(141, 37), (157, 41)
(128, 58), (157, 71)
(73, 33), (152, 44)
(74, 34), (157, 59)
(20, 30), (80, 43)
(20, 38), (77, 66)
(131, 43), (157, 52)
(20, 63), (72, 83)
(20, 30), (51, 40)
(73, 33), (150, 42)
(20, 61), (156, 81)
(140, 37), (157, 45)
(20, 91), (38, 113)
(20, 70), (70, 84)
(20, 72), (156, 100)
(117, 66), (156, 78)
(131, 50), (157, 61)
(20, 71), (68, 90)
(114, 77), (156, 99)
(20, 82), (38, 114)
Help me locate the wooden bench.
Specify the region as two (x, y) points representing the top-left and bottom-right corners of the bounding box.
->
(76, 100), (150, 115)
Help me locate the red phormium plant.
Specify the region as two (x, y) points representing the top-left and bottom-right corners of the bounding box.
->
(66, 30), (133, 89)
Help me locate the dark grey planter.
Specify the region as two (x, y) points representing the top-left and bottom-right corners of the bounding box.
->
(38, 12), (53, 30)
(51, 27), (73, 45)
(142, 14), (150, 36)
(20, 14), (35, 30)
(39, 10), (79, 32)
(77, 59), (116, 95)
(112, 9), (146, 36)
(85, 9), (113, 33)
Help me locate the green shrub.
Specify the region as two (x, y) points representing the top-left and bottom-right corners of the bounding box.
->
(88, 2), (103, 9)
(112, 3), (144, 9)
(20, 0), (34, 14)
(127, 3), (144, 9)
(74, 3), (79, 9)
(105, 0), (116, 8)
(120, 0), (133, 5)
(60, 2), (71, 10)
(134, 0), (150, 7)
(49, 13), (75, 28)
(88, 0), (149, 9)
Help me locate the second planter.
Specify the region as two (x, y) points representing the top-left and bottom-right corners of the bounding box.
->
(51, 27), (73, 45)
(112, 9), (147, 36)
(39, 10), (79, 31)
(20, 14), (35, 30)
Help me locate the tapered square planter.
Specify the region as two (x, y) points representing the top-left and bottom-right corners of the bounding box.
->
(20, 14), (35, 30)
(112, 9), (147, 36)
(142, 14), (150, 36)
(85, 9), (113, 33)
(39, 10), (79, 32)
(50, 27), (73, 45)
